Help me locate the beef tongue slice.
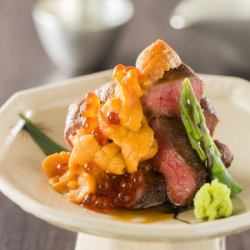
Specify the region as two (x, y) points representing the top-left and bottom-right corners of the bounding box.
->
(150, 117), (207, 207)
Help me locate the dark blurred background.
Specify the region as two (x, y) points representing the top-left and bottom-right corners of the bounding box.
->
(0, 0), (249, 249)
(1, 0), (250, 106)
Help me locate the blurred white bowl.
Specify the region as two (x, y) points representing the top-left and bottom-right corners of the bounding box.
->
(170, 0), (250, 73)
(33, 0), (134, 73)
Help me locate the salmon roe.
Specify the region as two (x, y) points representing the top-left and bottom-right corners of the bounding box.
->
(107, 111), (120, 125)
(80, 92), (110, 146)
(81, 169), (146, 210)
(92, 128), (109, 146)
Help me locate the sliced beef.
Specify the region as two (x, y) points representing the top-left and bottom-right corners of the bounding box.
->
(201, 97), (219, 136)
(133, 163), (167, 209)
(132, 138), (234, 209)
(141, 64), (204, 117)
(150, 117), (207, 207)
(64, 98), (84, 147)
(215, 140), (234, 168)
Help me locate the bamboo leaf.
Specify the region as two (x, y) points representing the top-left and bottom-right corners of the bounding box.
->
(19, 112), (68, 156)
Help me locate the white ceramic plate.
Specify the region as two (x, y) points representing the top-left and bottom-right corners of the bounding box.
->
(0, 70), (249, 242)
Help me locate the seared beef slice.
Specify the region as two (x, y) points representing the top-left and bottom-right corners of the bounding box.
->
(150, 117), (207, 207)
(214, 140), (234, 168)
(134, 168), (167, 209)
(200, 97), (219, 136)
(141, 64), (203, 117)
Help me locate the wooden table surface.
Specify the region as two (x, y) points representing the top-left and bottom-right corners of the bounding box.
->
(0, 0), (249, 249)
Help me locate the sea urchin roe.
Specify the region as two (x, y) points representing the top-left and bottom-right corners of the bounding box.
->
(66, 171), (96, 204)
(43, 151), (70, 178)
(98, 113), (157, 173)
(112, 65), (144, 131)
(69, 133), (101, 173)
(78, 65), (158, 174)
(94, 143), (125, 175)
(42, 64), (159, 207)
(82, 117), (99, 133)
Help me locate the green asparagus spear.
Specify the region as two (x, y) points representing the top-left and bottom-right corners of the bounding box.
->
(19, 112), (68, 156)
(180, 79), (242, 197)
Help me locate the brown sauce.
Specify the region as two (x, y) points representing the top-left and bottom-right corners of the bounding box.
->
(105, 205), (178, 224)
(110, 206), (174, 224)
(107, 196), (246, 224)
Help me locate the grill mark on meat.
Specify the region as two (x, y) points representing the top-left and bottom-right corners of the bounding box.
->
(150, 117), (207, 207)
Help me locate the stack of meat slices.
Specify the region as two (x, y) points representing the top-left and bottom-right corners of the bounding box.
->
(64, 40), (234, 209)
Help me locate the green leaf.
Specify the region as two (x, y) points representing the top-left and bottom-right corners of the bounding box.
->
(19, 112), (68, 156)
